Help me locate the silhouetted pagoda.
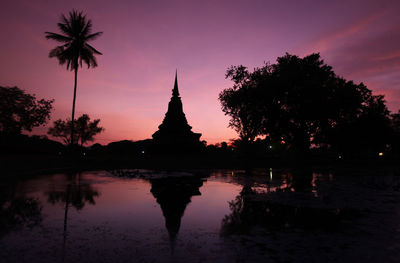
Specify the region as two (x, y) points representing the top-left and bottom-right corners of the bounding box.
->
(152, 71), (202, 152)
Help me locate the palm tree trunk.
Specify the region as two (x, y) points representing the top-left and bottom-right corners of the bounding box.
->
(71, 66), (78, 146)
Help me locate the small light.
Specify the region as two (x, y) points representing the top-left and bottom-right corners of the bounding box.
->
(141, 150), (145, 154)
(378, 152), (383, 156)
(269, 145), (272, 149)
(83, 152), (86, 156)
(338, 155), (342, 159)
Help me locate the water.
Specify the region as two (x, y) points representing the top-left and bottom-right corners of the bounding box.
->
(1, 169), (400, 262)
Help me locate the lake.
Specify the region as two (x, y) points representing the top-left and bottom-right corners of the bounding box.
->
(1, 168), (400, 262)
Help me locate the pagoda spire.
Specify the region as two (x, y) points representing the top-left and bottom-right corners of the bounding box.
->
(151, 70), (202, 152)
(172, 70), (179, 97)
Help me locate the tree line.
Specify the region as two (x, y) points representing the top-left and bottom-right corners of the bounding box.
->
(0, 85), (104, 147)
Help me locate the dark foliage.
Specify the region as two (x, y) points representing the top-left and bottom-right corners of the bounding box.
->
(47, 114), (104, 146)
(0, 134), (64, 155)
(390, 110), (400, 154)
(105, 139), (152, 155)
(219, 53), (393, 155)
(0, 86), (53, 135)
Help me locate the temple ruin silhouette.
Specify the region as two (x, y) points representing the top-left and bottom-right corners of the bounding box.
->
(152, 71), (202, 152)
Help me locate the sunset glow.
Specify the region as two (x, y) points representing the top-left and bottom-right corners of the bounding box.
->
(1, 0), (399, 144)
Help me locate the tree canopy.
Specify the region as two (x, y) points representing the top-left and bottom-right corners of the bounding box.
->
(0, 86), (53, 135)
(219, 53), (392, 154)
(47, 114), (104, 146)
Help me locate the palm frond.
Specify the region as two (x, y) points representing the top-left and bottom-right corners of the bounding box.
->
(45, 32), (72, 42)
(85, 43), (103, 55)
(57, 22), (72, 36)
(46, 9), (102, 70)
(80, 48), (98, 68)
(48, 46), (64, 58)
(59, 14), (72, 35)
(85, 32), (103, 42)
(81, 19), (92, 36)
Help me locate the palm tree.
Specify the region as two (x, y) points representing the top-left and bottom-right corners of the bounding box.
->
(45, 10), (102, 146)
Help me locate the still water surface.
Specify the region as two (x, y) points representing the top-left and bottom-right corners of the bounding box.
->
(1, 169), (400, 262)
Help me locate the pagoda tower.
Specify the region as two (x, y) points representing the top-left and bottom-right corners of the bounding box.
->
(152, 71), (202, 152)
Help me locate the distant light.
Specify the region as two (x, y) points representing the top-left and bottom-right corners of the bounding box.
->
(378, 152), (384, 156)
(338, 155), (342, 159)
(269, 145), (272, 149)
(269, 168), (273, 180)
(83, 152), (86, 156)
(58, 152), (62, 155)
(141, 150), (145, 154)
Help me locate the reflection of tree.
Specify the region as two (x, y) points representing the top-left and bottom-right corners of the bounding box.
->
(44, 173), (100, 249)
(221, 186), (257, 235)
(0, 182), (42, 236)
(221, 178), (358, 235)
(46, 174), (99, 210)
(150, 176), (203, 249)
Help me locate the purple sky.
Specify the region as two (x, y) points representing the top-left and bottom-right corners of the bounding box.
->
(1, 0), (400, 144)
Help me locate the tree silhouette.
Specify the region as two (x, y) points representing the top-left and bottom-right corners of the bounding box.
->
(47, 114), (104, 146)
(219, 53), (392, 154)
(45, 10), (102, 146)
(390, 110), (400, 154)
(0, 86), (53, 135)
(326, 93), (391, 155)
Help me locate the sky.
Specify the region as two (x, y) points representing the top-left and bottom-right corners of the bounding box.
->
(1, 0), (400, 145)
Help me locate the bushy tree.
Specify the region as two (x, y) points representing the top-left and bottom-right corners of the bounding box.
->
(47, 114), (104, 146)
(219, 53), (392, 154)
(0, 86), (53, 134)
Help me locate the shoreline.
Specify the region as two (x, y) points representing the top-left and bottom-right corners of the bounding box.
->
(3, 153), (400, 178)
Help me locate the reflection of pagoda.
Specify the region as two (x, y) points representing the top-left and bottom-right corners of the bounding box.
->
(150, 176), (203, 251)
(152, 71), (202, 152)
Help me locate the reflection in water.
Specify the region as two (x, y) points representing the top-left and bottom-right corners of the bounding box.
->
(0, 197), (42, 236)
(46, 173), (100, 210)
(0, 181), (42, 236)
(44, 173), (100, 260)
(150, 176), (204, 250)
(213, 168), (330, 195)
(221, 172), (359, 235)
(2, 170), (400, 262)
